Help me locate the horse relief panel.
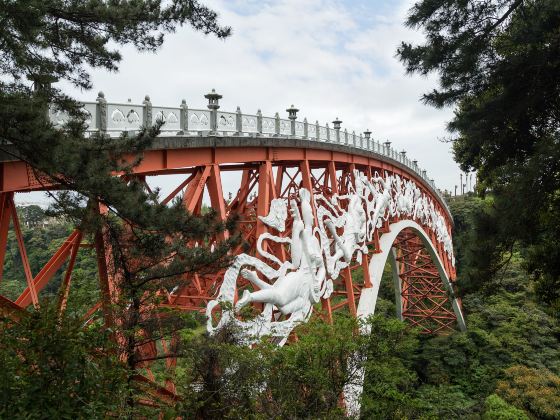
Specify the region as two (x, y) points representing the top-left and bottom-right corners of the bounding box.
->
(206, 170), (454, 344)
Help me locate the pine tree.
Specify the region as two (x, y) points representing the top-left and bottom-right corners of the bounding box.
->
(397, 0), (560, 315)
(0, 0), (238, 413)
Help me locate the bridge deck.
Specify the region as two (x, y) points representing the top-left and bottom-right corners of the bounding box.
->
(0, 134), (451, 219)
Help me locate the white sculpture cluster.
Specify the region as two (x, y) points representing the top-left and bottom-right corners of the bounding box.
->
(206, 170), (454, 344)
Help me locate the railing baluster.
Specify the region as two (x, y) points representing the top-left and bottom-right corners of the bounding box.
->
(64, 90), (446, 197)
(274, 112), (280, 137)
(257, 109), (263, 136)
(235, 106), (242, 135)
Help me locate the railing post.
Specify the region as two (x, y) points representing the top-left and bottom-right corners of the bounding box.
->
(352, 130), (356, 146)
(384, 140), (391, 156)
(315, 120), (320, 141)
(364, 129), (371, 151)
(359, 134), (363, 148)
(326, 123), (330, 142)
(204, 88), (222, 134)
(274, 112), (280, 137)
(303, 117), (308, 139)
(179, 99), (188, 134)
(143, 95), (152, 128)
(332, 118), (342, 143)
(235, 106), (242, 135)
(286, 105), (299, 137)
(400, 150), (406, 163)
(344, 128), (348, 144)
(257, 109), (263, 136)
(96, 91), (107, 134)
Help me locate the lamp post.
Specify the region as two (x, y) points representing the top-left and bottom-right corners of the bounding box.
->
(205, 88), (222, 134)
(286, 104), (299, 137)
(383, 140), (391, 155)
(332, 117), (342, 143)
(363, 129), (371, 150)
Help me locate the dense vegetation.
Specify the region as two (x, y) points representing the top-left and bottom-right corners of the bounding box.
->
(1, 0), (559, 418)
(2, 199), (559, 418)
(0, 1), (239, 413)
(397, 0), (560, 317)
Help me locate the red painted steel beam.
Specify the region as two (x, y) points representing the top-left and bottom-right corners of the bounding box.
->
(16, 230), (81, 307)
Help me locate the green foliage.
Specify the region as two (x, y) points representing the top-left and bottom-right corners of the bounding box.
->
(398, 0), (560, 316)
(0, 218), (99, 306)
(0, 0), (230, 91)
(448, 195), (516, 295)
(483, 394), (529, 420)
(266, 315), (361, 418)
(0, 0), (236, 413)
(496, 365), (560, 420)
(175, 314), (362, 419)
(360, 317), (421, 419)
(413, 259), (560, 416)
(0, 304), (130, 418)
(16, 205), (47, 227)
(7, 197), (560, 419)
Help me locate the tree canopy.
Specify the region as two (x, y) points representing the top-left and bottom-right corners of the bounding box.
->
(1, 0), (230, 91)
(398, 0), (560, 315)
(0, 0), (236, 413)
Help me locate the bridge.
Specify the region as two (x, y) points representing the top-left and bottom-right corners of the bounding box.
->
(0, 89), (465, 402)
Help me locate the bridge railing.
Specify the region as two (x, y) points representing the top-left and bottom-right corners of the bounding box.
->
(48, 90), (449, 212)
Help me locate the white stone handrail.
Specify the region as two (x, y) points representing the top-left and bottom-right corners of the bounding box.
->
(48, 90), (450, 213)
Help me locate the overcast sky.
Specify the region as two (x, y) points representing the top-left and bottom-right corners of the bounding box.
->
(19, 0), (470, 204)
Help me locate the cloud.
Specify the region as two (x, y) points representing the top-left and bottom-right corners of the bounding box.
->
(46, 0), (465, 203)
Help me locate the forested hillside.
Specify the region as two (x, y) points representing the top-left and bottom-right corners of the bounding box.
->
(2, 198), (559, 418)
(0, 206), (100, 317)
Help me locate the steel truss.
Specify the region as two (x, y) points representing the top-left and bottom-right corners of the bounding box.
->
(0, 146), (460, 405)
(393, 229), (458, 333)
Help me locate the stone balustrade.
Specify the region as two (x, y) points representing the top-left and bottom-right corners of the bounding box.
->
(48, 89), (450, 211)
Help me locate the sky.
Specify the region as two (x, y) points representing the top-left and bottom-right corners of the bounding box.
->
(18, 0), (470, 205)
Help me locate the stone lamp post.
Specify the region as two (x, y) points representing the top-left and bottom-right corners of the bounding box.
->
(286, 105), (299, 136)
(332, 117), (342, 143)
(205, 88), (222, 134)
(363, 129), (372, 150)
(383, 140), (391, 155)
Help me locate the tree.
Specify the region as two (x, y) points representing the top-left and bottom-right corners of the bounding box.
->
(17, 205), (46, 227)
(482, 394), (529, 420)
(174, 314), (362, 418)
(0, 304), (131, 418)
(0, 0), (237, 413)
(397, 0), (560, 316)
(496, 365), (560, 419)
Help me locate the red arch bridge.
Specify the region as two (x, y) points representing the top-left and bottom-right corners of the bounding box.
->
(0, 90), (465, 403)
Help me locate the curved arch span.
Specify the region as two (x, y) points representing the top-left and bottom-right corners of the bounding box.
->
(358, 220), (466, 332)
